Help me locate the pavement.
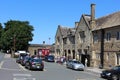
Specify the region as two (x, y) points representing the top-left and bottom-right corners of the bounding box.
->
(85, 67), (104, 74)
(62, 62), (104, 74)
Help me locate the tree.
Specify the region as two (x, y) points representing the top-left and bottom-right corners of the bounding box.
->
(0, 23), (3, 49)
(1, 20), (34, 51)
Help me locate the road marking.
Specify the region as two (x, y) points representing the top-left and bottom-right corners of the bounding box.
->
(4, 54), (11, 58)
(43, 68), (46, 71)
(13, 74), (36, 80)
(13, 77), (36, 80)
(0, 61), (4, 69)
(13, 73), (31, 77)
(18, 64), (28, 71)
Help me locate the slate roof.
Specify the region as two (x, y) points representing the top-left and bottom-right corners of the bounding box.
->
(93, 11), (120, 30)
(59, 25), (76, 38)
(29, 44), (51, 47)
(68, 28), (76, 36)
(59, 25), (69, 38)
(82, 14), (91, 29)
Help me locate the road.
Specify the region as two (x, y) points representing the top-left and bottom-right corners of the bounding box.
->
(0, 53), (105, 80)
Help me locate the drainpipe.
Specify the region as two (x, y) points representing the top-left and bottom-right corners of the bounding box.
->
(100, 29), (104, 69)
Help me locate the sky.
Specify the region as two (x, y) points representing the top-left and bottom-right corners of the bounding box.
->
(0, 0), (120, 45)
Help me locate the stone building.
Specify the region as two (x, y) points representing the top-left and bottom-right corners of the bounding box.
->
(75, 14), (91, 66)
(63, 27), (76, 60)
(55, 25), (69, 57)
(55, 25), (76, 59)
(91, 11), (120, 68)
(54, 4), (120, 68)
(28, 44), (54, 55)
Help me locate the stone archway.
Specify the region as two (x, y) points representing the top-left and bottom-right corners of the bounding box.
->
(72, 50), (75, 59)
(68, 50), (71, 60)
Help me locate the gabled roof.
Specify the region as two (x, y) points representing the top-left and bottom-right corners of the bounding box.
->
(58, 25), (69, 38)
(82, 14), (91, 29)
(93, 11), (120, 30)
(67, 28), (76, 36)
(75, 14), (91, 34)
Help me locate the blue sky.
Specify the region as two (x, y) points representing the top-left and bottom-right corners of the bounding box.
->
(0, 0), (120, 44)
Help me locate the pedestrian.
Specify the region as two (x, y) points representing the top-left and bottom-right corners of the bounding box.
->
(85, 58), (88, 67)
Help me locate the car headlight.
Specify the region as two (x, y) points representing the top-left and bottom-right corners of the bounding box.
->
(106, 73), (111, 76)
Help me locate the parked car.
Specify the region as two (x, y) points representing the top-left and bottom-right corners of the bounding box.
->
(56, 56), (66, 64)
(14, 50), (28, 58)
(66, 59), (72, 68)
(100, 65), (120, 80)
(16, 53), (28, 65)
(25, 57), (44, 71)
(45, 55), (55, 62)
(22, 55), (31, 66)
(66, 59), (84, 71)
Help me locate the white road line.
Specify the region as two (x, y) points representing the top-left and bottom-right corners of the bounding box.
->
(4, 54), (11, 58)
(13, 73), (32, 77)
(18, 64), (28, 71)
(13, 77), (36, 80)
(0, 61), (4, 69)
(13, 74), (36, 80)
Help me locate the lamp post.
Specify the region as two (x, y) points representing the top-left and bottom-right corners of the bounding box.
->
(49, 37), (51, 45)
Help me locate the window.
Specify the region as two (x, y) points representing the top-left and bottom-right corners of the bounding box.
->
(69, 36), (75, 44)
(116, 32), (120, 40)
(106, 53), (110, 61)
(96, 53), (100, 60)
(63, 38), (67, 44)
(106, 32), (111, 41)
(79, 31), (85, 43)
(93, 34), (98, 43)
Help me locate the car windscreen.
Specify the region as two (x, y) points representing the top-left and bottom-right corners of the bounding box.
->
(48, 55), (54, 59)
(32, 58), (42, 62)
(73, 61), (81, 64)
(112, 66), (120, 70)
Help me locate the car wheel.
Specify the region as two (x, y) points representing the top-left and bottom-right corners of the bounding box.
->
(112, 75), (118, 80)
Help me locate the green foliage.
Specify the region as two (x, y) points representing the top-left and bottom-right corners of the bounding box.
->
(0, 20), (34, 51)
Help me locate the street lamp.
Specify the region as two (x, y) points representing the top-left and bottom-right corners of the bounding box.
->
(49, 37), (51, 44)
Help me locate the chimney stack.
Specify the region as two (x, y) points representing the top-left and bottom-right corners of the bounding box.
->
(75, 22), (79, 28)
(91, 4), (96, 29)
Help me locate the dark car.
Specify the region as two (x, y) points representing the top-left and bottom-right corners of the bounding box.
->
(16, 53), (28, 65)
(22, 56), (31, 66)
(45, 55), (55, 62)
(25, 57), (44, 71)
(100, 65), (120, 80)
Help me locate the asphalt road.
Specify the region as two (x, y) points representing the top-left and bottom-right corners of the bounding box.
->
(0, 53), (105, 80)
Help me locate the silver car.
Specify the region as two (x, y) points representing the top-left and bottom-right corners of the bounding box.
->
(66, 60), (85, 71)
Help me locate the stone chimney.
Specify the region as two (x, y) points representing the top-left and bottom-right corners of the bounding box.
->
(91, 4), (96, 29)
(75, 22), (79, 28)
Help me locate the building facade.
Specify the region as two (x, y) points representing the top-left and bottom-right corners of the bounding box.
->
(54, 4), (120, 68)
(91, 11), (120, 68)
